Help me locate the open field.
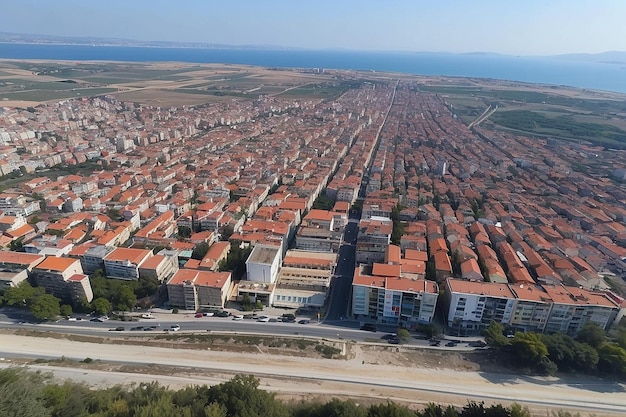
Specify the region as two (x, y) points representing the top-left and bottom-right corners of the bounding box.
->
(0, 60), (336, 106)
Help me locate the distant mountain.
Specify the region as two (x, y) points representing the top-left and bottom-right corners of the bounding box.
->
(0, 32), (294, 50)
(550, 51), (626, 65)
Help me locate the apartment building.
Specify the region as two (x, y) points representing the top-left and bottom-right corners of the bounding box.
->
(272, 250), (337, 309)
(138, 254), (179, 283)
(355, 217), (392, 264)
(352, 265), (439, 327)
(167, 268), (232, 310)
(445, 278), (622, 336)
(0, 251), (44, 290)
(103, 247), (153, 280)
(30, 256), (93, 303)
(444, 279), (516, 335)
(80, 245), (115, 274)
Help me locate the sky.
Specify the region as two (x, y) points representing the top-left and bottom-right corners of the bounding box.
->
(1, 0), (625, 55)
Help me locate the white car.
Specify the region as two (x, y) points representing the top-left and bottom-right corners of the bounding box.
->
(170, 324), (181, 331)
(256, 315), (270, 322)
(232, 314), (244, 321)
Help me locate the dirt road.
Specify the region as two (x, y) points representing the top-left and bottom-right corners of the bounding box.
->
(1, 333), (624, 416)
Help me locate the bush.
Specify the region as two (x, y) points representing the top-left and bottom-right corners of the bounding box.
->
(172, 308), (179, 314)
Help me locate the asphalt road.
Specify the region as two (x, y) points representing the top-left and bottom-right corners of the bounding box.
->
(325, 215), (359, 322)
(0, 308), (474, 350)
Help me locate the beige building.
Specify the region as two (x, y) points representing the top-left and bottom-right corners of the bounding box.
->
(167, 269), (232, 310)
(272, 250), (337, 309)
(30, 256), (93, 303)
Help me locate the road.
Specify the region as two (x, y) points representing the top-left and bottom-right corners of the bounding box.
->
(0, 332), (624, 416)
(325, 215), (359, 322)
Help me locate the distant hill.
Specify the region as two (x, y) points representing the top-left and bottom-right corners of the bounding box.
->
(551, 51), (626, 65)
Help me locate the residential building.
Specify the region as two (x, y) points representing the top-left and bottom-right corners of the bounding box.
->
(103, 247), (153, 280)
(167, 268), (232, 310)
(30, 256), (93, 303)
(352, 264), (439, 327)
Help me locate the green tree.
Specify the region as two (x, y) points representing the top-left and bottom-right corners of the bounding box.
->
(597, 343), (626, 376)
(617, 328), (626, 350)
(510, 332), (549, 370)
(368, 401), (417, 417)
(191, 242), (210, 260)
(204, 402), (228, 417)
(59, 304), (73, 317)
(575, 322), (605, 348)
(508, 403), (531, 417)
(115, 286), (137, 311)
(0, 368), (51, 417)
(483, 322), (509, 348)
(178, 225), (192, 239)
(30, 294), (61, 320)
(206, 374), (289, 417)
(3, 281), (44, 307)
(397, 328), (411, 344)
(91, 297), (112, 316)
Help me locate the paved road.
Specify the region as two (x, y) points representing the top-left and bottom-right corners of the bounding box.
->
(325, 215), (359, 321)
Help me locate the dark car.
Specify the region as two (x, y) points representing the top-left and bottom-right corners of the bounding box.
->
(298, 319), (310, 324)
(360, 323), (377, 332)
(387, 336), (400, 344)
(469, 340), (487, 348)
(130, 326), (144, 331)
(281, 314), (296, 323)
(429, 339), (441, 346)
(380, 333), (396, 340)
(215, 311), (230, 317)
(445, 341), (458, 347)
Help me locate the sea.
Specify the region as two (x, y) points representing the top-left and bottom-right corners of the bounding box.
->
(1, 43), (626, 94)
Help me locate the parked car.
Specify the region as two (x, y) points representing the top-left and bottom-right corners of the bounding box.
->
(429, 339), (441, 346)
(298, 319), (310, 324)
(130, 326), (144, 331)
(445, 341), (458, 347)
(194, 313), (204, 318)
(256, 316), (270, 322)
(381, 333), (397, 340)
(215, 311), (230, 317)
(202, 312), (214, 317)
(360, 323), (377, 332)
(232, 314), (244, 321)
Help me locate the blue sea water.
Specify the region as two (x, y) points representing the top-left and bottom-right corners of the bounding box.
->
(1, 43), (626, 94)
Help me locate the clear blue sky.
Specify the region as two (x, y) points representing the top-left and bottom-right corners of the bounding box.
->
(1, 0), (624, 55)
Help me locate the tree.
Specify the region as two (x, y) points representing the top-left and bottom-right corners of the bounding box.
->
(483, 322), (509, 348)
(29, 294), (61, 320)
(575, 322), (605, 348)
(510, 332), (549, 371)
(397, 328), (411, 344)
(91, 297), (112, 316)
(178, 225), (192, 239)
(3, 281), (43, 307)
(115, 286), (137, 311)
(59, 304), (73, 317)
(368, 401), (417, 417)
(206, 374), (289, 417)
(192, 242), (210, 260)
(597, 343), (626, 376)
(0, 368), (51, 417)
